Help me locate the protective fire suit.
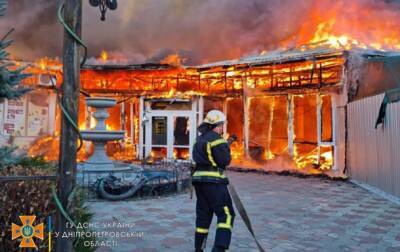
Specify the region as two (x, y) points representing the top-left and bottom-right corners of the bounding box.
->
(192, 129), (235, 252)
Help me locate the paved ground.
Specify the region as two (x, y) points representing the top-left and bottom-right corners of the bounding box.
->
(88, 171), (400, 252)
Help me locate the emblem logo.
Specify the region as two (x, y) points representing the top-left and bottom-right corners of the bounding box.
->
(12, 215), (44, 248)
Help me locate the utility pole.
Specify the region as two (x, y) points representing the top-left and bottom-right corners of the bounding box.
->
(56, 0), (82, 251)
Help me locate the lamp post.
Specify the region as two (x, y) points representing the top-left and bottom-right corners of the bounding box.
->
(89, 0), (118, 21)
(56, 1), (117, 251)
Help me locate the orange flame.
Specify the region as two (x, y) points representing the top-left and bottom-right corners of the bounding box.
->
(101, 50), (108, 62)
(160, 54), (183, 67)
(286, 3), (400, 51)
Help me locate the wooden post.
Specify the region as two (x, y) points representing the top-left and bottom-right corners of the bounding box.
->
(331, 94), (338, 171)
(316, 93), (322, 165)
(198, 96), (204, 125)
(223, 98), (228, 138)
(287, 94), (294, 158)
(56, 1), (82, 251)
(121, 101), (126, 133)
(242, 75), (250, 159)
(266, 96), (275, 156)
(138, 96), (144, 159)
(130, 101), (134, 144)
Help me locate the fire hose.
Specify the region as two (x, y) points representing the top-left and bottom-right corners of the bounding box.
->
(227, 182), (265, 252)
(96, 176), (148, 201)
(95, 170), (175, 200)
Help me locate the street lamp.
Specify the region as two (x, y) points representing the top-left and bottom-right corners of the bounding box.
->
(89, 0), (118, 21)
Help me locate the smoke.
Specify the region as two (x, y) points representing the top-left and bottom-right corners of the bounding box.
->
(1, 0), (399, 64)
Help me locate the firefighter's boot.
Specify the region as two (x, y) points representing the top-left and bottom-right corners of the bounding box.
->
(195, 233), (208, 252)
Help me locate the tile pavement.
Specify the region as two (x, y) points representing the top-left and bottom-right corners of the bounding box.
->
(88, 171), (400, 252)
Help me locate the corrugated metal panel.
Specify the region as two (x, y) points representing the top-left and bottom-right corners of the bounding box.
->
(348, 93), (400, 197)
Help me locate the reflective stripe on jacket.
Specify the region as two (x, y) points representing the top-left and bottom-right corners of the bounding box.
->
(192, 130), (231, 184)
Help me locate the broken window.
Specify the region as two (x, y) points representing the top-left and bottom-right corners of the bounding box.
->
(249, 96), (288, 161)
(321, 95), (333, 142)
(174, 116), (190, 160)
(173, 116), (190, 146)
(293, 94), (318, 167)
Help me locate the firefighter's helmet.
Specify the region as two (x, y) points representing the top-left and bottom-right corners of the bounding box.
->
(203, 110), (226, 125)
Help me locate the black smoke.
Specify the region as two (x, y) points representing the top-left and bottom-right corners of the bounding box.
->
(0, 0), (399, 64)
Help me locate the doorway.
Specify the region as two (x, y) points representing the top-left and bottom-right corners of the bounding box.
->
(142, 99), (197, 160)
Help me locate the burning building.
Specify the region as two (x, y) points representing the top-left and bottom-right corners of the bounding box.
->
(2, 43), (399, 180)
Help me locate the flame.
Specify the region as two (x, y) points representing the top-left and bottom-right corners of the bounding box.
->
(90, 117), (96, 129)
(79, 123), (86, 130)
(264, 150), (275, 160)
(307, 19), (364, 50)
(230, 141), (244, 161)
(39, 59), (47, 70)
(79, 118), (97, 131)
(173, 148), (190, 160)
(101, 50), (108, 62)
(106, 124), (113, 131)
(27, 134), (91, 162)
(283, 3), (400, 51)
(293, 145), (333, 170)
(110, 143), (136, 162)
(160, 54), (183, 67)
(34, 57), (62, 70)
(319, 149), (333, 170)
(165, 88), (176, 98)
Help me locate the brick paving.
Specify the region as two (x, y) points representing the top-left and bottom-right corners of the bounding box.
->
(89, 171), (400, 252)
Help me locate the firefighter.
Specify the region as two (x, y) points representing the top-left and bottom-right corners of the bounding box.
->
(192, 110), (235, 252)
